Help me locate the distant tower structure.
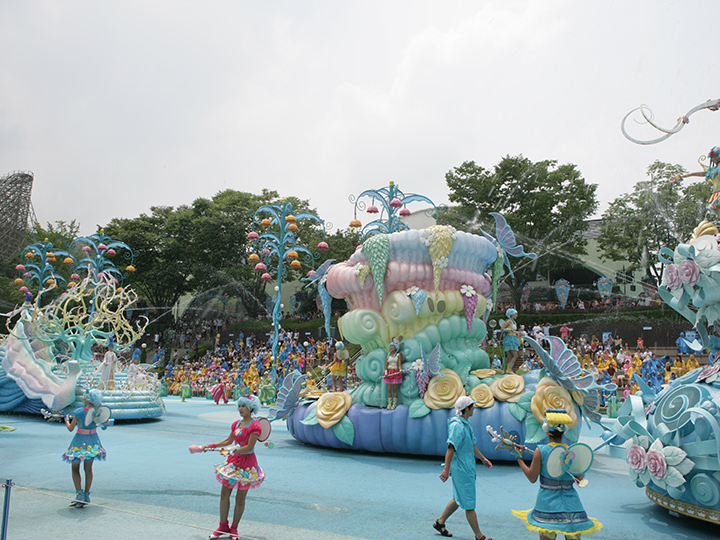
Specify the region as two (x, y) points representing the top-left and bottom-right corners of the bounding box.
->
(0, 171), (34, 260)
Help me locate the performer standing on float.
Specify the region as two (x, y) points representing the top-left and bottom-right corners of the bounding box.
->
(434, 396), (495, 540)
(330, 341), (349, 392)
(201, 394), (265, 540)
(62, 389), (109, 508)
(383, 339), (404, 409)
(512, 409), (601, 539)
(98, 338), (118, 390)
(672, 146), (720, 215)
(500, 308), (521, 372)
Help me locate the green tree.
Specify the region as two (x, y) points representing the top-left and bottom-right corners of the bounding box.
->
(445, 155), (598, 308)
(0, 220), (81, 314)
(103, 189), (333, 321)
(598, 160), (712, 284)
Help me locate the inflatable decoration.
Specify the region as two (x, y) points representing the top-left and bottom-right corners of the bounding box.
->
(0, 233), (164, 419)
(286, 221), (612, 459)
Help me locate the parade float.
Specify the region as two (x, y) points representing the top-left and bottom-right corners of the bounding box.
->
(0, 232), (164, 419)
(600, 215), (720, 523)
(281, 182), (615, 460)
(597, 100), (720, 524)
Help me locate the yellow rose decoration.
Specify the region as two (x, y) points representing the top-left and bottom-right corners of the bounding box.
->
(530, 377), (578, 428)
(424, 369), (465, 409)
(470, 383), (495, 408)
(470, 368), (498, 379)
(490, 374), (525, 403)
(315, 391), (353, 428)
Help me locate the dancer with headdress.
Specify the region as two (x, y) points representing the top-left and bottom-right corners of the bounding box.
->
(500, 308), (520, 373)
(434, 396), (496, 540)
(62, 389), (110, 507)
(201, 394), (265, 540)
(512, 409), (601, 539)
(672, 146), (720, 216)
(383, 338), (404, 409)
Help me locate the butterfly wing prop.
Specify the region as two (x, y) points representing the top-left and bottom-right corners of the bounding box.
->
(85, 406), (111, 426)
(546, 443), (594, 479)
(266, 370), (306, 423)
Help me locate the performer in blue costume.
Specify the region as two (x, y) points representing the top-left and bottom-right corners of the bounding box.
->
(62, 389), (109, 508)
(500, 308), (520, 373)
(434, 396), (496, 540)
(512, 409), (601, 539)
(673, 146), (720, 216)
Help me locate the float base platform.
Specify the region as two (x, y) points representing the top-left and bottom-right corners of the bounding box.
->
(2, 398), (718, 540)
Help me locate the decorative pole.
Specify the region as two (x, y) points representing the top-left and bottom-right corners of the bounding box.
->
(1, 479), (13, 540)
(347, 180), (442, 240)
(247, 200), (328, 387)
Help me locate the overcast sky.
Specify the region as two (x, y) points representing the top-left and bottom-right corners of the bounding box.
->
(2, 1), (719, 237)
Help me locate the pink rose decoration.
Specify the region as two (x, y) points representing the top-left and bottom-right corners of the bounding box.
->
(646, 449), (667, 480)
(678, 259), (701, 287)
(664, 264), (682, 290)
(627, 444), (647, 473)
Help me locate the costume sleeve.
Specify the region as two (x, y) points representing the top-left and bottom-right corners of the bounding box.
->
(446, 419), (461, 448)
(248, 420), (262, 436)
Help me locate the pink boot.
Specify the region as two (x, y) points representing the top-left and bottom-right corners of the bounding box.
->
(210, 521), (231, 539)
(229, 523), (239, 540)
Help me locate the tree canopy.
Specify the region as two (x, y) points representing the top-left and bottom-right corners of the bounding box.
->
(598, 160), (712, 284)
(444, 155), (598, 307)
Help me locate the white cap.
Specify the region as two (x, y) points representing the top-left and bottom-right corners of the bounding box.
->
(454, 396), (477, 415)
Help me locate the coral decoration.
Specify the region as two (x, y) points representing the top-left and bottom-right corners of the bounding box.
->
(400, 207), (411, 217)
(318, 241), (329, 250)
(288, 223), (299, 232)
(285, 215), (297, 223)
(406, 286), (427, 315)
(422, 225), (456, 291)
(261, 273), (272, 281)
(390, 197), (402, 208)
(106, 249), (116, 256)
(97, 243), (107, 251)
(15, 264), (24, 270)
(349, 218), (362, 228)
(247, 231), (259, 240)
(353, 264), (371, 286)
(362, 234), (390, 305)
(255, 262), (267, 271)
(288, 250), (299, 259)
(249, 253), (260, 262)
(460, 284), (478, 331)
(290, 260), (301, 269)
(261, 218), (271, 228)
(126, 265), (135, 272)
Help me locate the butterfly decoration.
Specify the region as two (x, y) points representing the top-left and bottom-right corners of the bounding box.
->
(412, 344), (443, 397)
(85, 406), (112, 429)
(479, 213), (537, 278)
(302, 259), (335, 287)
(523, 336), (616, 423)
(266, 369), (306, 423)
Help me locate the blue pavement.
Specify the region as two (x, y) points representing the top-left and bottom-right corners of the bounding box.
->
(2, 397), (718, 540)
